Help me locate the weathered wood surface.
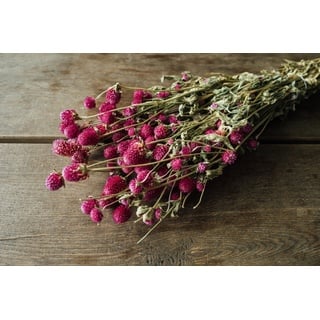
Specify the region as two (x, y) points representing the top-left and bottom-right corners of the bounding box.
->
(0, 144), (319, 265)
(0, 53), (319, 265)
(0, 53), (319, 140)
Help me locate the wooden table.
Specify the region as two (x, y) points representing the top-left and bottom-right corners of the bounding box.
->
(0, 53), (319, 265)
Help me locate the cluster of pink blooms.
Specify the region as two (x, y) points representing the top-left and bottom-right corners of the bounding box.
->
(45, 72), (259, 230)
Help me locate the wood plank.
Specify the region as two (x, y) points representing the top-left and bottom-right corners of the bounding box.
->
(0, 143), (319, 265)
(0, 53), (319, 140)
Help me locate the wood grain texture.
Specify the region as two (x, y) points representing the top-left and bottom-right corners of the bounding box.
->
(1, 53), (320, 266)
(0, 53), (319, 139)
(0, 144), (319, 265)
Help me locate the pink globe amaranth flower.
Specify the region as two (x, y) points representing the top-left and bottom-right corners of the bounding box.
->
(129, 178), (143, 195)
(143, 187), (163, 202)
(90, 208), (103, 223)
(63, 123), (80, 139)
(174, 83), (182, 91)
(72, 149), (88, 163)
(105, 87), (121, 105)
(153, 144), (169, 161)
(197, 162), (208, 173)
(117, 140), (131, 155)
(52, 139), (82, 156)
(81, 199), (97, 215)
(60, 109), (78, 122)
(139, 124), (154, 139)
(170, 191), (180, 200)
(62, 163), (88, 182)
(127, 127), (136, 137)
(143, 218), (155, 226)
(136, 169), (153, 186)
(77, 127), (99, 146)
(229, 130), (243, 146)
(157, 113), (168, 123)
(98, 111), (115, 125)
(178, 177), (196, 193)
(222, 150), (237, 165)
(99, 102), (116, 113)
(205, 128), (215, 135)
(132, 89), (144, 104)
(247, 138), (259, 150)
(210, 103), (219, 109)
(117, 158), (133, 174)
(112, 205), (131, 224)
(168, 115), (178, 124)
(123, 141), (146, 165)
(112, 131), (126, 143)
(171, 158), (183, 171)
(103, 145), (118, 159)
(196, 181), (205, 192)
(95, 124), (107, 135)
(181, 72), (190, 81)
(203, 145), (211, 153)
(241, 123), (253, 134)
(124, 118), (136, 126)
(98, 198), (115, 209)
(190, 142), (201, 152)
(180, 146), (191, 156)
(45, 172), (64, 191)
(59, 119), (74, 134)
(157, 165), (169, 177)
(103, 175), (127, 196)
(154, 124), (169, 139)
(155, 208), (162, 220)
(145, 136), (156, 150)
(83, 96), (96, 109)
(122, 106), (137, 117)
(156, 91), (170, 99)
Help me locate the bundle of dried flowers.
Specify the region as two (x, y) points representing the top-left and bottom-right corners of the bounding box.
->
(45, 58), (320, 242)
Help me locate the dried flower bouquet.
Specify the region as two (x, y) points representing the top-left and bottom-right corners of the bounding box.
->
(45, 57), (320, 242)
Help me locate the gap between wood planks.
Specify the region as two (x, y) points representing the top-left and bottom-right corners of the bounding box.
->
(0, 136), (319, 144)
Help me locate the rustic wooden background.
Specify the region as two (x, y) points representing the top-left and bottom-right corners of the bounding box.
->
(0, 53), (319, 265)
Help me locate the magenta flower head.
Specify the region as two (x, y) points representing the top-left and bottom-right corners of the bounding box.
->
(90, 208), (103, 223)
(52, 139), (82, 156)
(123, 141), (147, 165)
(45, 172), (65, 191)
(103, 145), (118, 159)
(229, 130), (243, 146)
(222, 150), (237, 165)
(171, 158), (183, 171)
(77, 127), (99, 146)
(156, 91), (170, 99)
(197, 162), (208, 173)
(112, 205), (131, 224)
(152, 144), (169, 161)
(247, 138), (259, 150)
(83, 96), (96, 109)
(139, 123), (154, 139)
(178, 177), (196, 193)
(103, 175), (127, 196)
(129, 178), (143, 195)
(71, 149), (89, 163)
(132, 89), (144, 104)
(60, 109), (78, 122)
(154, 124), (169, 139)
(105, 86), (121, 105)
(62, 163), (88, 182)
(63, 123), (80, 139)
(81, 199), (97, 215)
